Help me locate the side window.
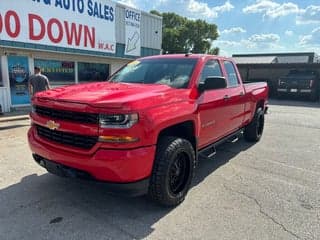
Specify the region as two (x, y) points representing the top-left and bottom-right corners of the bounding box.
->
(223, 61), (239, 87)
(200, 60), (223, 83)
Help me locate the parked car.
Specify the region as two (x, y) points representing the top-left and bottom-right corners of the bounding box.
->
(28, 54), (268, 206)
(277, 70), (319, 101)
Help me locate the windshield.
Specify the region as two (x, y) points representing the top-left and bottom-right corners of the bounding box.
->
(110, 58), (198, 89)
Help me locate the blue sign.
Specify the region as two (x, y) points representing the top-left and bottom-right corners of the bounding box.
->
(8, 56), (30, 105)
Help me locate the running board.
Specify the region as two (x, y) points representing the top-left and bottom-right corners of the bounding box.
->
(199, 146), (216, 159)
(198, 128), (243, 159)
(227, 135), (239, 143)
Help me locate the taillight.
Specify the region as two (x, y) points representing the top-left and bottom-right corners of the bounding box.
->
(310, 80), (314, 88)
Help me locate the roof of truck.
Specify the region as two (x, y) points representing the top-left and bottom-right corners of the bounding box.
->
(139, 54), (232, 61)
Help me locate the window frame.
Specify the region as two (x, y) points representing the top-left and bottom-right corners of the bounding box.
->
(199, 59), (223, 85)
(34, 58), (76, 87)
(223, 60), (240, 88)
(77, 62), (110, 83)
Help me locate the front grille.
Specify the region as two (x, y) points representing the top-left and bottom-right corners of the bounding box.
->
(36, 125), (98, 149)
(35, 106), (99, 124)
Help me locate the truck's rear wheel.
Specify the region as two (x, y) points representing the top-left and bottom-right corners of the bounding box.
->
(148, 136), (195, 207)
(244, 108), (265, 142)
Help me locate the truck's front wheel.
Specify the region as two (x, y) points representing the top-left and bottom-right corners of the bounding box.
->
(148, 137), (195, 207)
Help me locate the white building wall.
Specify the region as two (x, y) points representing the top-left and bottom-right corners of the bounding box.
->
(0, 55), (10, 112)
(115, 4), (162, 50)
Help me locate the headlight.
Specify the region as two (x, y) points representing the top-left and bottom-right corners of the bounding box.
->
(99, 113), (138, 128)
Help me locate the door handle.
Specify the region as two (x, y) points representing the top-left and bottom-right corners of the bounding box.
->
(239, 91), (245, 96)
(223, 95), (230, 100)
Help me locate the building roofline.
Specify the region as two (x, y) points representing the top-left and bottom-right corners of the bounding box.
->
(236, 63), (320, 68)
(232, 52), (316, 57)
(116, 2), (163, 20)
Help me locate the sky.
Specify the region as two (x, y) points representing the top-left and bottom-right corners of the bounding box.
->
(116, 0), (320, 56)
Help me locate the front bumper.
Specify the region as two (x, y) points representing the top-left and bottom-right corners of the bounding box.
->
(33, 154), (149, 196)
(28, 126), (156, 186)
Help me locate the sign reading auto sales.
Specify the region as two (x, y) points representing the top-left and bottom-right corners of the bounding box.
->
(0, 0), (116, 54)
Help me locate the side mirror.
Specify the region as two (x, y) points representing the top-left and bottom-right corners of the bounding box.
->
(198, 76), (227, 93)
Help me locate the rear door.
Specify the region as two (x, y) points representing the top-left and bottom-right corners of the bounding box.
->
(197, 59), (230, 148)
(222, 61), (246, 133)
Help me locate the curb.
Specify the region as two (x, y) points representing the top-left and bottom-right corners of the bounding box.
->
(0, 115), (30, 123)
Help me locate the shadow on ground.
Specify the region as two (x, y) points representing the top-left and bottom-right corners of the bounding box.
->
(0, 138), (254, 239)
(0, 124), (30, 131)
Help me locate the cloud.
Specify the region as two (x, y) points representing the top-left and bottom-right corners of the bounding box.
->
(248, 33), (280, 43)
(297, 5), (320, 24)
(215, 33), (281, 52)
(117, 0), (234, 20)
(299, 27), (320, 46)
(243, 33), (281, 50)
(243, 0), (301, 19)
(221, 27), (247, 34)
(187, 0), (234, 18)
(212, 0), (234, 13)
(243, 1), (320, 24)
(285, 30), (293, 36)
(117, 0), (137, 8)
(215, 40), (240, 48)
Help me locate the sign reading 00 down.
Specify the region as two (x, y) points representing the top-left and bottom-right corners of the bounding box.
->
(0, 0), (116, 54)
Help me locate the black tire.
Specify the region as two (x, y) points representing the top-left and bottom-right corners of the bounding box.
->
(148, 136), (196, 207)
(244, 108), (265, 142)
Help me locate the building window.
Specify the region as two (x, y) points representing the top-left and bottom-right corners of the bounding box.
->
(34, 59), (75, 87)
(78, 62), (110, 83)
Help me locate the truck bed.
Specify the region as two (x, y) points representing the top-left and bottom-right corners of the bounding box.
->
(244, 82), (268, 96)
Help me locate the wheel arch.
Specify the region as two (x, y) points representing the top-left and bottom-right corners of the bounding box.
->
(157, 120), (197, 152)
(256, 99), (265, 111)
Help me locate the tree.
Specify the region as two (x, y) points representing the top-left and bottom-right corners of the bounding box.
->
(150, 11), (219, 54)
(208, 47), (220, 55)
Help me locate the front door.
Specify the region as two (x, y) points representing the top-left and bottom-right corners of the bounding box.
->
(197, 59), (230, 148)
(8, 55), (30, 105)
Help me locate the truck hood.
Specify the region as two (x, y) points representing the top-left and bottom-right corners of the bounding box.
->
(35, 82), (191, 110)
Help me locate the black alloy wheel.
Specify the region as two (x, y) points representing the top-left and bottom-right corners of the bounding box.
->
(148, 136), (196, 207)
(169, 152), (190, 195)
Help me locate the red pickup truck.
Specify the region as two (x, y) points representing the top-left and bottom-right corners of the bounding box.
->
(28, 54), (268, 206)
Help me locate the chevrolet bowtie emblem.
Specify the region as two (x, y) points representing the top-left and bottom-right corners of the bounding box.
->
(46, 120), (60, 130)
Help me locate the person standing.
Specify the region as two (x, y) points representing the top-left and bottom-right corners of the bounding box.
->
(28, 66), (50, 97)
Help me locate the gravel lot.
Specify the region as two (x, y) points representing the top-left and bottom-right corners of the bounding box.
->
(0, 99), (319, 240)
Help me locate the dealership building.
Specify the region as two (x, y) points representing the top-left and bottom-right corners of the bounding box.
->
(0, 0), (162, 112)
